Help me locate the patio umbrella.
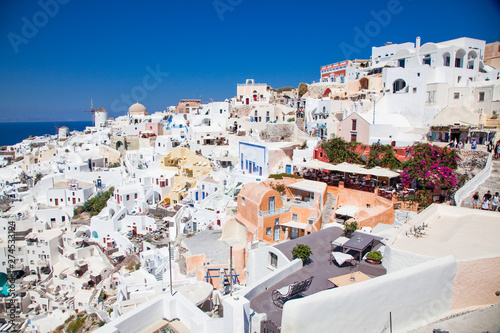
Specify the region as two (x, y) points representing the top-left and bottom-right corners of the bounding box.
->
(331, 251), (354, 266)
(331, 236), (350, 248)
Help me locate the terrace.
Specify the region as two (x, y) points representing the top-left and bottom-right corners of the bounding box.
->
(249, 226), (386, 326)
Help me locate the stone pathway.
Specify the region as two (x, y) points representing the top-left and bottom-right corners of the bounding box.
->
(461, 158), (500, 208)
(322, 192), (336, 224)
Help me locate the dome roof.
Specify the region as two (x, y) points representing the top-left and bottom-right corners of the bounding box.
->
(128, 102), (148, 115)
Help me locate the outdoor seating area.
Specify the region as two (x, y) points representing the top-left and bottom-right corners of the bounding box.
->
(296, 160), (405, 199)
(330, 232), (382, 267)
(271, 276), (314, 308)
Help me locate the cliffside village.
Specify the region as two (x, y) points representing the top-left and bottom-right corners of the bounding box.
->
(1, 36), (500, 333)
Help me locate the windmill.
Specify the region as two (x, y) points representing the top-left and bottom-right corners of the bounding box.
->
(83, 98), (95, 125)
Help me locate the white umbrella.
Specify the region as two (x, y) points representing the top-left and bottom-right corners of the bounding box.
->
(331, 251), (354, 266)
(331, 236), (350, 248)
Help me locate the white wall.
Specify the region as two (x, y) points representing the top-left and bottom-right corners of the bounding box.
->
(281, 256), (457, 333)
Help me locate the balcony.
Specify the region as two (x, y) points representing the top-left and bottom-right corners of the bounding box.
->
(258, 206), (290, 217)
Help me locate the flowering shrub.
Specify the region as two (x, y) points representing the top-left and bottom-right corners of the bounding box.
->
(401, 143), (460, 190)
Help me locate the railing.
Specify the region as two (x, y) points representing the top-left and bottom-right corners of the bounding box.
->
(258, 206), (290, 217)
(289, 200), (314, 208)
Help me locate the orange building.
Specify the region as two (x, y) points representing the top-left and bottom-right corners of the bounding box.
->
(175, 99), (201, 114)
(234, 180), (326, 244)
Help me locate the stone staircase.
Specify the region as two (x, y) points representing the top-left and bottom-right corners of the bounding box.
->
(322, 192), (336, 224)
(461, 159), (500, 208)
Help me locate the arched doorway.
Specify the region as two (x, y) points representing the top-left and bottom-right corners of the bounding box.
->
(359, 77), (369, 90)
(392, 79), (406, 93)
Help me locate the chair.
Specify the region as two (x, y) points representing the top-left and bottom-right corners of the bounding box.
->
(271, 276), (314, 308)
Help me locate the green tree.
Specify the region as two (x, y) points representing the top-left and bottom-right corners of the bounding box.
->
(292, 244), (313, 264)
(366, 143), (401, 170)
(321, 137), (364, 164)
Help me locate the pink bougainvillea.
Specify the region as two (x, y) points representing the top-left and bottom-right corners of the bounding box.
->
(401, 143), (460, 190)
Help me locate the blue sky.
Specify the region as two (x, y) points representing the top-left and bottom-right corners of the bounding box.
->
(0, 0), (499, 121)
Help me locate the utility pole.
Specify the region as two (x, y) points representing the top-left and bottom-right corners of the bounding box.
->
(229, 246), (233, 296)
(169, 241), (173, 296)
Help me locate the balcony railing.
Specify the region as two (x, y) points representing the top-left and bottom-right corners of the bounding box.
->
(258, 206), (290, 217)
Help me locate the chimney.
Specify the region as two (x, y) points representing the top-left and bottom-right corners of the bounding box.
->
(416, 36), (421, 52)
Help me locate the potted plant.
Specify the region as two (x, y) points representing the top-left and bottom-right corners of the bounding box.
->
(343, 221), (358, 238)
(292, 244), (313, 265)
(366, 251), (383, 265)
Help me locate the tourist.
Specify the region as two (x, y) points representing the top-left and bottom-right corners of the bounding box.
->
(483, 190), (492, 201)
(471, 138), (477, 150)
(486, 140), (492, 153)
(377, 139), (381, 146)
(491, 192), (500, 212)
(481, 197), (491, 211)
(458, 141), (464, 150)
(472, 191), (480, 209)
(495, 141), (500, 160)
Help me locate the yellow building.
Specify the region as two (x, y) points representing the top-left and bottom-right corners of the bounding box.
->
(159, 147), (212, 206)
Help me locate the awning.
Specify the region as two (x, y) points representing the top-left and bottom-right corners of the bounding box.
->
(366, 166), (400, 179)
(331, 251), (354, 266)
(331, 236), (350, 247)
(286, 180), (327, 193)
(335, 205), (359, 217)
(431, 105), (480, 127)
(281, 221), (308, 230)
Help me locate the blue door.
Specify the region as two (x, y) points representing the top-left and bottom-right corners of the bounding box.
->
(269, 196), (275, 212)
(286, 165), (292, 174)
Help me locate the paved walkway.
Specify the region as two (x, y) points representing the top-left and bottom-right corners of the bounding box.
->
(461, 158), (500, 209)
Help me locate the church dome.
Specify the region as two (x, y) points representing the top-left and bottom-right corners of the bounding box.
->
(128, 102), (148, 116)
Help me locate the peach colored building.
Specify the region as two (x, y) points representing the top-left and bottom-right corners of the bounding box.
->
(236, 79), (272, 105)
(337, 112), (371, 144)
(234, 180), (326, 244)
(175, 99), (201, 114)
(142, 122), (164, 137)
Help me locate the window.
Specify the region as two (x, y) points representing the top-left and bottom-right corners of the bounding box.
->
(126, 195), (130, 201)
(242, 197), (245, 205)
(270, 252), (278, 268)
(422, 54), (431, 65)
(398, 59), (405, 68)
(266, 227), (271, 236)
(457, 76), (462, 83)
(352, 119), (357, 131)
(478, 92), (485, 101)
(417, 73), (420, 77)
(351, 133), (357, 142)
(454, 93), (460, 99)
(393, 79), (406, 93)
(62, 216), (65, 222)
(443, 53), (450, 67)
(134, 193), (138, 199)
(426, 91), (436, 103)
(292, 213), (298, 221)
(413, 87), (417, 93)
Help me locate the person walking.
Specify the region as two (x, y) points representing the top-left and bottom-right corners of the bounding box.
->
(495, 141), (500, 160)
(472, 191), (480, 209)
(491, 192), (500, 212)
(471, 138), (477, 150)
